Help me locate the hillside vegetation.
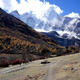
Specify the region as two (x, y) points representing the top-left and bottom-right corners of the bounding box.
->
(0, 8), (80, 67)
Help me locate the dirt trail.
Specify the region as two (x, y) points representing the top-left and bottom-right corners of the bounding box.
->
(46, 59), (64, 80)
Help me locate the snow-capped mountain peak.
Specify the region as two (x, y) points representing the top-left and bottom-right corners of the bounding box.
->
(10, 9), (80, 39)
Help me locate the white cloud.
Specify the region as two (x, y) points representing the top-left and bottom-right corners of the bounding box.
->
(0, 0), (3, 8)
(65, 12), (80, 18)
(0, 0), (63, 19)
(0, 0), (19, 12)
(53, 4), (63, 14)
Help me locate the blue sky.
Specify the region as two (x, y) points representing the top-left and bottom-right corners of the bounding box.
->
(40, 0), (80, 16)
(17, 0), (20, 3)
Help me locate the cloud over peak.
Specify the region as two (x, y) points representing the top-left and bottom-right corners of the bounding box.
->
(0, 0), (63, 19)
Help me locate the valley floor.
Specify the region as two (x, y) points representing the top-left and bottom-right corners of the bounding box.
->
(0, 53), (80, 80)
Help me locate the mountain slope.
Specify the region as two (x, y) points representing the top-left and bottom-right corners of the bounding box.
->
(0, 8), (64, 66)
(42, 31), (80, 47)
(0, 8), (57, 44)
